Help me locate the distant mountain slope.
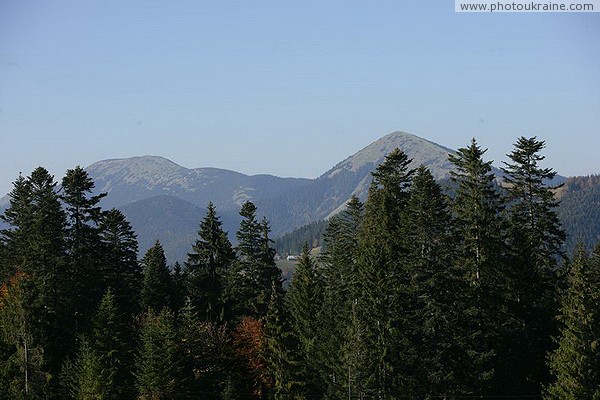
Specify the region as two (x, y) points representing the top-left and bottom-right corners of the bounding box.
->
(87, 155), (312, 211)
(119, 195), (240, 264)
(556, 175), (600, 254)
(257, 131), (463, 234)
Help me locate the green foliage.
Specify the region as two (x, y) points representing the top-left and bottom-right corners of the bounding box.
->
(62, 166), (107, 340)
(546, 245), (600, 399)
(185, 202), (235, 322)
(99, 209), (141, 317)
(286, 244), (323, 397)
(0, 273), (50, 399)
(135, 308), (179, 400)
(263, 283), (298, 399)
(500, 136), (566, 394)
(449, 138), (507, 394)
(226, 201), (281, 319)
(140, 241), (174, 313)
(274, 219), (327, 256)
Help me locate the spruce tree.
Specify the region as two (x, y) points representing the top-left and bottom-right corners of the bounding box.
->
(0, 273), (49, 399)
(135, 308), (179, 400)
(185, 202), (235, 322)
(354, 148), (415, 397)
(263, 283), (297, 400)
(403, 166), (466, 396)
(318, 196), (363, 398)
(140, 241), (173, 312)
(501, 136), (566, 393)
(227, 201), (280, 319)
(61, 166), (107, 335)
(91, 289), (131, 400)
(448, 139), (508, 394)
(99, 209), (141, 317)
(1, 168), (69, 385)
(287, 244), (323, 397)
(546, 245), (600, 399)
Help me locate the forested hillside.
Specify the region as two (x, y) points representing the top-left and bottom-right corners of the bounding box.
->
(1, 137), (599, 399)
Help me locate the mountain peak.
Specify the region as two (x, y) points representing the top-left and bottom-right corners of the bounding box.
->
(324, 130), (455, 180)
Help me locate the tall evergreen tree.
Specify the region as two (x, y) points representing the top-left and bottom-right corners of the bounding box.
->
(403, 166), (466, 397)
(287, 244), (323, 397)
(0, 272), (49, 399)
(263, 283), (297, 400)
(61, 166), (107, 335)
(354, 148), (415, 397)
(135, 308), (179, 400)
(1, 168), (69, 386)
(449, 139), (509, 394)
(546, 245), (600, 399)
(227, 202), (279, 319)
(318, 196), (363, 398)
(501, 136), (566, 393)
(91, 289), (131, 400)
(185, 202), (235, 322)
(140, 241), (173, 313)
(99, 209), (141, 318)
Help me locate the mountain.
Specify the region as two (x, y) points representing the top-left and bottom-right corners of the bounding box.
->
(87, 155), (312, 211)
(0, 130), (594, 264)
(256, 131), (463, 232)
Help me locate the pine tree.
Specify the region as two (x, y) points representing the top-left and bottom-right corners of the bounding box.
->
(135, 308), (179, 400)
(501, 136), (566, 393)
(140, 241), (173, 312)
(546, 245), (600, 399)
(449, 139), (508, 394)
(185, 202), (235, 322)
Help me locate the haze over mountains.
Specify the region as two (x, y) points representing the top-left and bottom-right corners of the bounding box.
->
(2, 131), (596, 263)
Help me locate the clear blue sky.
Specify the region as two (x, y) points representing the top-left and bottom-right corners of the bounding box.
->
(1, 0), (599, 194)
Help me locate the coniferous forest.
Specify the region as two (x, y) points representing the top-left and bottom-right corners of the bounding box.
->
(1, 137), (600, 399)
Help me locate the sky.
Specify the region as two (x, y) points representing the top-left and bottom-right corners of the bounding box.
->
(1, 0), (599, 195)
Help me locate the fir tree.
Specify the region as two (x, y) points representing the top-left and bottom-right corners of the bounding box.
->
(546, 245), (600, 399)
(140, 241), (173, 312)
(185, 202), (235, 322)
